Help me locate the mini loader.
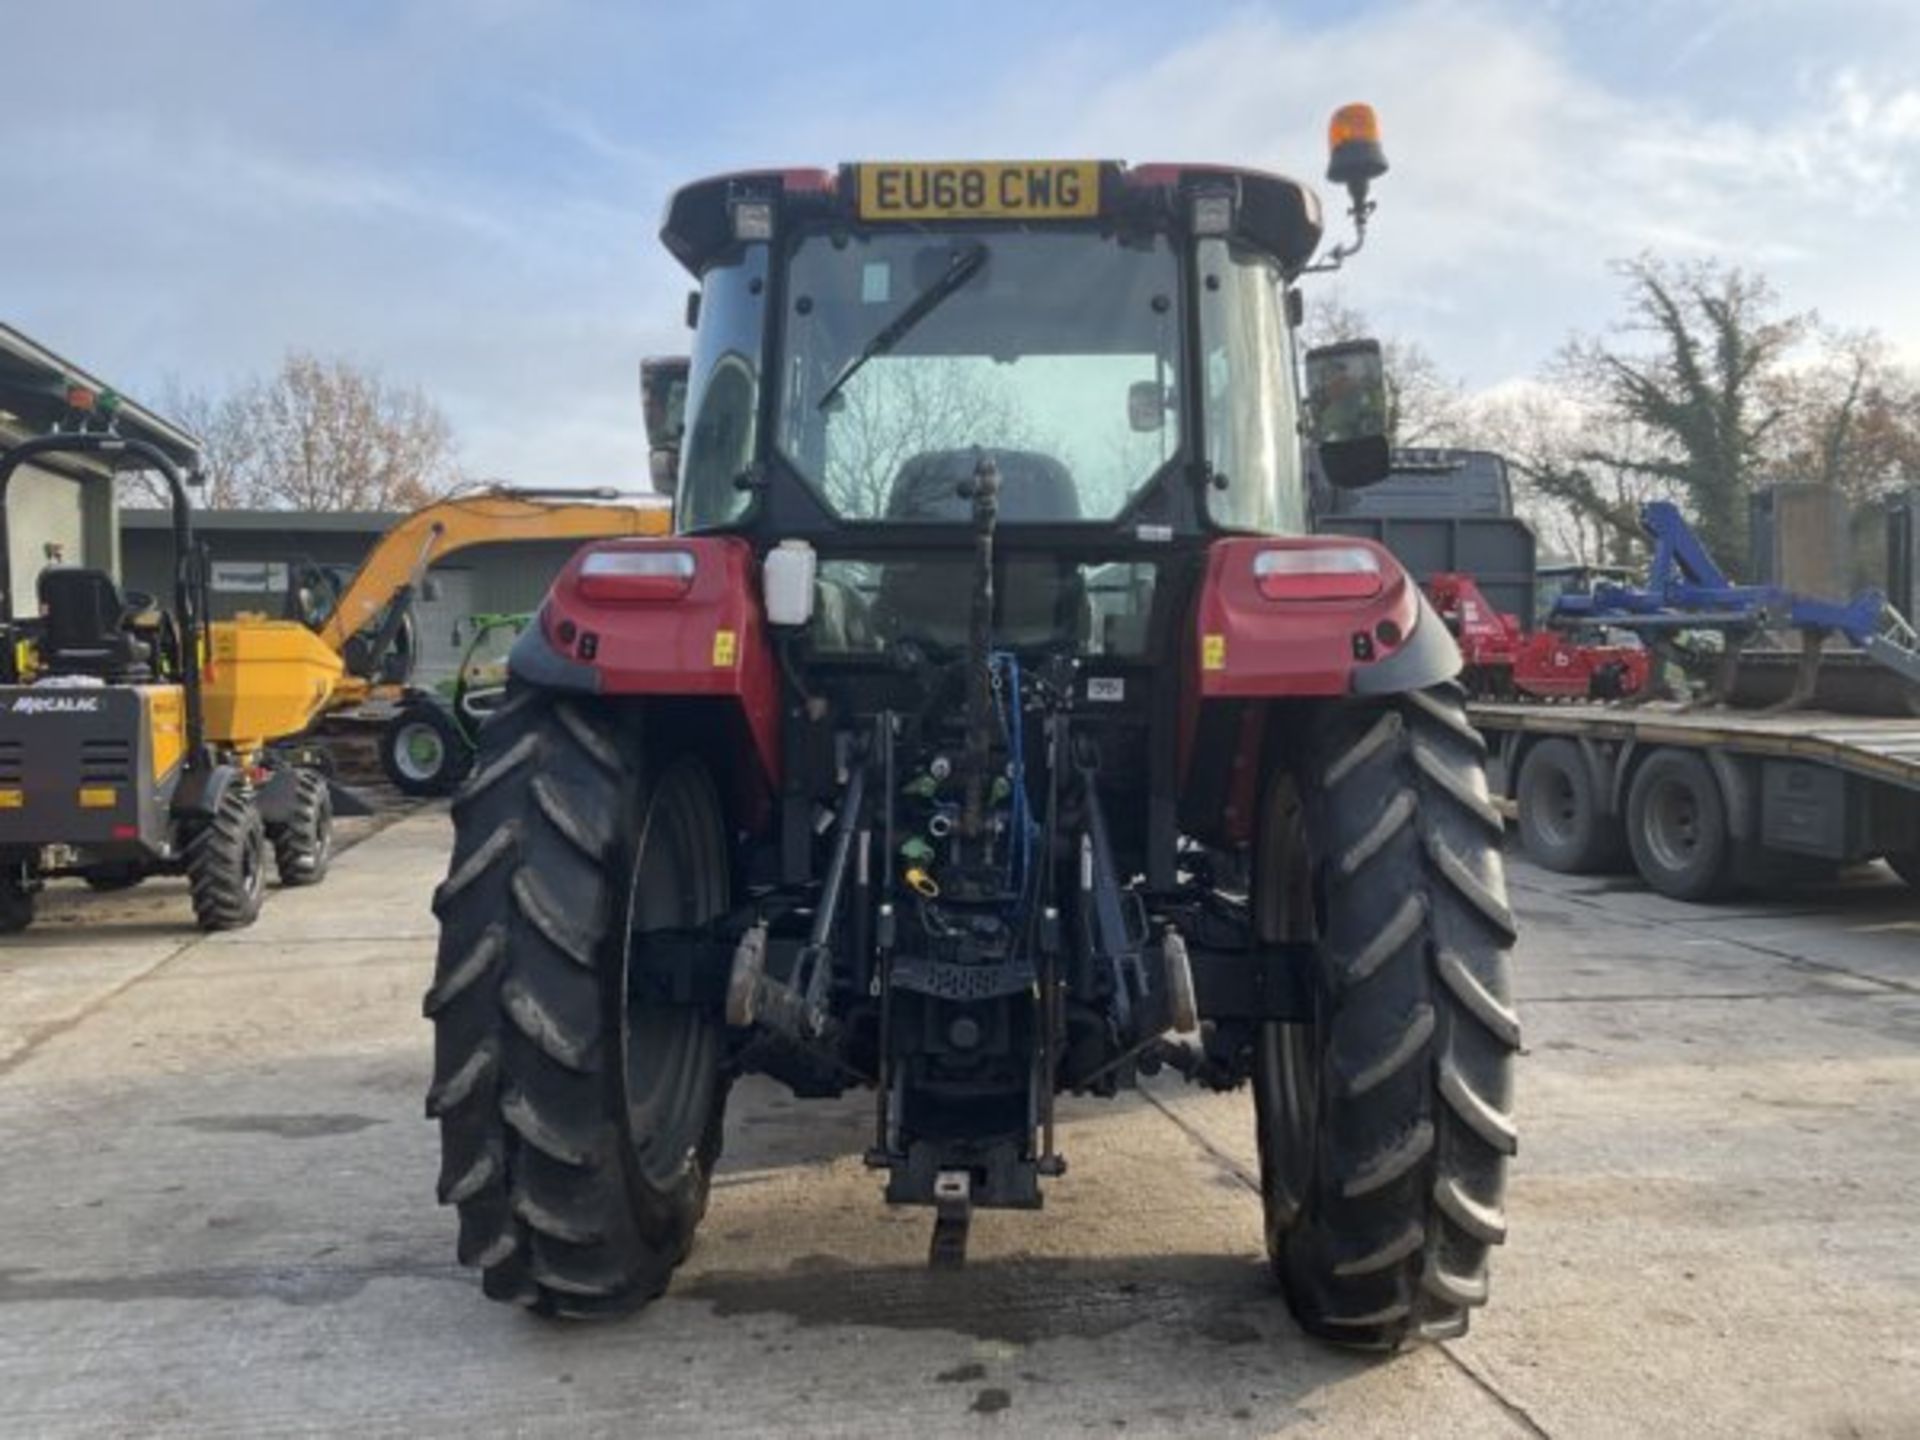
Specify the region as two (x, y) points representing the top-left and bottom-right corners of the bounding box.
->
(425, 110), (1520, 1347)
(1, 430), (341, 933)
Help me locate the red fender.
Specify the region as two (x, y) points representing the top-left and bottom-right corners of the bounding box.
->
(1179, 537), (1460, 835)
(515, 536), (781, 792)
(1191, 536), (1455, 699)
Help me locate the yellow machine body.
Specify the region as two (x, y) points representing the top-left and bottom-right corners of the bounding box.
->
(202, 618), (345, 754)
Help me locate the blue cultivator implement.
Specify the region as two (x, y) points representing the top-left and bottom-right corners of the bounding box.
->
(1552, 501), (1920, 713)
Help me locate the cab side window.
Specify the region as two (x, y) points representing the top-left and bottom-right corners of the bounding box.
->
(678, 247), (768, 530)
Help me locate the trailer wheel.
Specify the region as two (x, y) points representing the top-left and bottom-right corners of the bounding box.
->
(425, 688), (730, 1316)
(1516, 737), (1625, 874)
(271, 769), (333, 887)
(0, 864), (34, 935)
(382, 702), (472, 798)
(1254, 684), (1519, 1348)
(1626, 749), (1732, 902)
(187, 784), (267, 931)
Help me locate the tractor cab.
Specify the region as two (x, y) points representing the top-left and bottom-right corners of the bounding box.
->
(657, 158), (1381, 574)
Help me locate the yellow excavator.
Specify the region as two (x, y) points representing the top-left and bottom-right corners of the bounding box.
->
(267, 486), (670, 793)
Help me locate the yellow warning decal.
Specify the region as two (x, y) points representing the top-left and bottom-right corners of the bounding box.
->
(78, 787), (118, 809)
(1202, 634), (1226, 671)
(712, 629), (738, 667)
(0, 788), (22, 809)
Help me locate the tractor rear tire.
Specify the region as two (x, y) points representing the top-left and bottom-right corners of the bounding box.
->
(1515, 737), (1627, 874)
(1253, 684), (1519, 1349)
(187, 784), (267, 931)
(382, 701), (472, 799)
(425, 687), (730, 1316)
(1626, 749), (1733, 902)
(0, 866), (33, 934)
(271, 769), (334, 887)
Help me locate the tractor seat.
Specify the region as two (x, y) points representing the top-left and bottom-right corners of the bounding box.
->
(875, 449), (1089, 650)
(36, 567), (152, 681)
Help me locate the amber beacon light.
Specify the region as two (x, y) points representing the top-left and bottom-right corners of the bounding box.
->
(1326, 103), (1388, 189)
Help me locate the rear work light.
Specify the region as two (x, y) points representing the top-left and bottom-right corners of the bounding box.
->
(1253, 546), (1383, 601)
(577, 548), (696, 602)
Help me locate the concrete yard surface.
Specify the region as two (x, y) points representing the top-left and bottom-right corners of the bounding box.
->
(1, 809), (1918, 1437)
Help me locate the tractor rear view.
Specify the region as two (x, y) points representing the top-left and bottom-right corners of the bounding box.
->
(425, 115), (1520, 1348)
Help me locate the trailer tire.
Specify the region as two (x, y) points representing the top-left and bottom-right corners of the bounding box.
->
(187, 785), (267, 931)
(1626, 749), (1733, 902)
(1253, 684), (1519, 1349)
(1516, 737), (1626, 874)
(0, 865), (33, 934)
(425, 687), (730, 1317)
(271, 769), (333, 887)
(382, 701), (472, 798)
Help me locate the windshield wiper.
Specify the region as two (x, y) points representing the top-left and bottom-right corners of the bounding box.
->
(816, 242), (988, 411)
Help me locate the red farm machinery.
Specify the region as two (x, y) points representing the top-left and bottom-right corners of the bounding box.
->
(422, 116), (1520, 1349)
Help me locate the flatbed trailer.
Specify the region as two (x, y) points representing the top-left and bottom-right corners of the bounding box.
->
(1469, 699), (1920, 902)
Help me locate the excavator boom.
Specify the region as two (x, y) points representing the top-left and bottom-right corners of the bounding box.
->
(317, 489), (670, 655)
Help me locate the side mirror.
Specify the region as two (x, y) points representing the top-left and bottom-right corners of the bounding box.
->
(641, 356), (690, 494)
(1305, 339), (1392, 489)
(1127, 380), (1168, 433)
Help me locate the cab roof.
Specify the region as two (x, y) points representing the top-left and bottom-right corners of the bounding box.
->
(660, 162), (1324, 278)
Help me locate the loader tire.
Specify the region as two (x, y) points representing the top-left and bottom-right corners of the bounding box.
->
(425, 687), (729, 1316)
(1515, 737), (1626, 874)
(0, 865), (33, 935)
(382, 701), (471, 798)
(187, 785), (267, 931)
(1254, 684), (1519, 1349)
(271, 769), (333, 887)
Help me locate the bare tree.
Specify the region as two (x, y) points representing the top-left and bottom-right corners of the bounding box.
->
(1474, 388), (1672, 566)
(122, 355), (457, 511)
(1303, 297), (1467, 448)
(1765, 328), (1920, 502)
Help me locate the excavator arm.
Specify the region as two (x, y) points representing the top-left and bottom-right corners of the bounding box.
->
(317, 488), (670, 658)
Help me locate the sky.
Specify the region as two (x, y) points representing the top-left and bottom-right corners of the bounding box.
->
(5, 0), (1920, 488)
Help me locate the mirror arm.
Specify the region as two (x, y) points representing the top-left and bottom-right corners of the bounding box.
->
(1301, 183), (1376, 276)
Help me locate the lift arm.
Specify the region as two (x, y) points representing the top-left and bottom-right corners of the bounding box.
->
(316, 488), (670, 656)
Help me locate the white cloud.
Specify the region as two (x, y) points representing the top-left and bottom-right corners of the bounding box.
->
(939, 2), (1920, 385)
(6, 0), (1920, 483)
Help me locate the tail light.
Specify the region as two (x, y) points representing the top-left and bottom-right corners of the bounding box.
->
(578, 548), (696, 603)
(1253, 546), (1383, 601)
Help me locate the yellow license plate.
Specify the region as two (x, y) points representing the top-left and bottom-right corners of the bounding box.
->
(856, 161), (1100, 221)
(78, 787), (118, 809)
(0, 788), (21, 809)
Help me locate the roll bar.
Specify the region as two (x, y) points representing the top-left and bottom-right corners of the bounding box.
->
(0, 433), (207, 758)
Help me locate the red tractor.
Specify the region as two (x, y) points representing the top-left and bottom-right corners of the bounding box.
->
(424, 114), (1518, 1349)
